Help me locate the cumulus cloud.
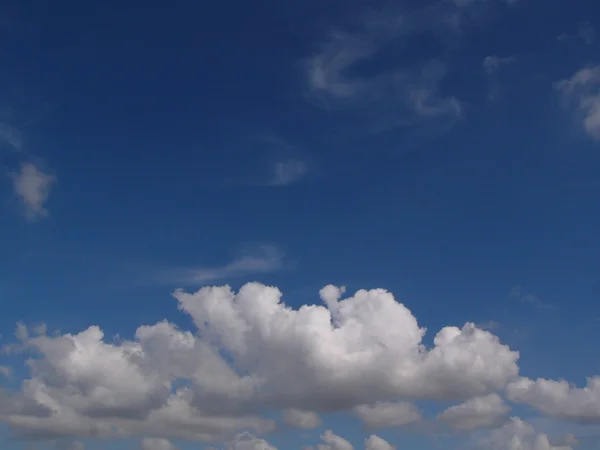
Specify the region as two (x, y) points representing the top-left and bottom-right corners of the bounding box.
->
(478, 417), (573, 450)
(364, 435), (395, 450)
(353, 402), (422, 429)
(318, 430), (353, 450)
(0, 283), (522, 443)
(228, 432), (277, 450)
(282, 409), (322, 429)
(506, 376), (600, 422)
(555, 65), (600, 141)
(141, 438), (177, 450)
(0, 365), (11, 378)
(438, 394), (510, 430)
(10, 162), (55, 220)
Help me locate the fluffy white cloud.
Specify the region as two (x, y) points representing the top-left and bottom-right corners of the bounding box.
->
(227, 432), (277, 450)
(478, 417), (572, 450)
(555, 65), (600, 141)
(318, 430), (353, 450)
(353, 402), (422, 429)
(282, 409), (322, 429)
(0, 283), (520, 443)
(438, 394), (510, 430)
(506, 376), (600, 422)
(141, 438), (177, 450)
(10, 162), (55, 220)
(364, 435), (395, 450)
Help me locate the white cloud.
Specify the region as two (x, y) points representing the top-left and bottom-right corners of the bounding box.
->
(555, 65), (600, 141)
(282, 409), (322, 429)
(317, 430), (353, 450)
(478, 417), (573, 450)
(0, 283), (522, 443)
(10, 162), (55, 220)
(438, 394), (510, 430)
(141, 438), (177, 450)
(270, 160), (307, 186)
(157, 245), (284, 286)
(228, 432), (277, 450)
(364, 435), (395, 450)
(353, 401), (422, 429)
(506, 376), (600, 422)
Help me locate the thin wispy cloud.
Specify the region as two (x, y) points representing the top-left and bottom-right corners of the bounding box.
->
(155, 244), (285, 286)
(483, 55), (516, 75)
(555, 65), (600, 141)
(304, 8), (462, 134)
(509, 286), (552, 310)
(557, 22), (595, 45)
(271, 160), (307, 186)
(10, 162), (56, 220)
(0, 123), (22, 151)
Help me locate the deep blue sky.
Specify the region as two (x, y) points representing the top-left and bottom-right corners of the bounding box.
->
(1, 0), (600, 449)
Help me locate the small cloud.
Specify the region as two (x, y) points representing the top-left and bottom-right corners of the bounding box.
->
(0, 365), (12, 378)
(555, 65), (600, 141)
(10, 162), (56, 220)
(558, 23), (594, 45)
(0, 123), (22, 151)
(508, 286), (551, 310)
(156, 244), (285, 286)
(482, 55), (516, 75)
(476, 320), (501, 331)
(271, 160), (307, 186)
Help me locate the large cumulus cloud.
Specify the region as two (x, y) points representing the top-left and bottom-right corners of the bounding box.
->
(0, 282), (525, 443)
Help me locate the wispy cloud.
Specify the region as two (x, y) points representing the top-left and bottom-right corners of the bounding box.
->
(482, 55), (516, 75)
(508, 286), (552, 310)
(0, 123), (22, 151)
(557, 22), (595, 45)
(155, 244), (285, 286)
(555, 65), (600, 141)
(270, 160), (307, 186)
(10, 162), (56, 220)
(304, 7), (462, 135)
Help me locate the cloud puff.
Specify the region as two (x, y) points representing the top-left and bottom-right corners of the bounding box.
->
(228, 432), (277, 450)
(318, 430), (354, 450)
(555, 65), (600, 141)
(506, 376), (600, 422)
(282, 409), (322, 429)
(353, 402), (422, 429)
(364, 435), (395, 450)
(438, 394), (510, 430)
(10, 162), (55, 220)
(0, 283), (521, 442)
(478, 417), (572, 450)
(141, 438), (178, 450)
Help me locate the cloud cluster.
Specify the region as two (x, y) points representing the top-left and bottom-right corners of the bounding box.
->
(556, 65), (600, 141)
(0, 282), (520, 442)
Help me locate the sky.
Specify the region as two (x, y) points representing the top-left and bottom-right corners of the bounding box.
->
(1, 0), (600, 449)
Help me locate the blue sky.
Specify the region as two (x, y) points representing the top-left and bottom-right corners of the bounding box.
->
(1, 0), (600, 449)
